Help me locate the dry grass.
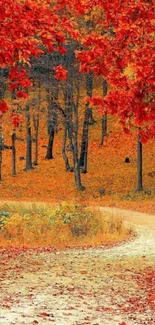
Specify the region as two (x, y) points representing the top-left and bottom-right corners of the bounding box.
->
(0, 203), (135, 249)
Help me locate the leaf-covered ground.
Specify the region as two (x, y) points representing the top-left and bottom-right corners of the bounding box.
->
(1, 110), (155, 208)
(0, 208), (155, 325)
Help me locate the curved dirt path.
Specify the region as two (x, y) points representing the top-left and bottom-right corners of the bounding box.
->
(0, 204), (155, 325)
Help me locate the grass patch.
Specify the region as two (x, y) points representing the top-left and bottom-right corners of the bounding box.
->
(0, 202), (135, 249)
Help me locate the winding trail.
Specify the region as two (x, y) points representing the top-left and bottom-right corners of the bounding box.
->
(0, 204), (155, 325)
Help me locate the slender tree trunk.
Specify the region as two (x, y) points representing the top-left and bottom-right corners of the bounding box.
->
(33, 120), (39, 165)
(100, 79), (108, 146)
(137, 135), (143, 191)
(73, 138), (85, 191)
(12, 131), (16, 175)
(62, 45), (85, 190)
(79, 73), (94, 173)
(25, 105), (33, 170)
(62, 126), (72, 171)
(45, 116), (55, 159)
(33, 78), (41, 166)
(45, 102), (57, 160)
(45, 80), (58, 160)
(72, 108), (85, 191)
(46, 129), (55, 159)
(33, 97), (40, 165)
(74, 159), (85, 190)
(62, 100), (73, 171)
(79, 104), (90, 173)
(0, 71), (5, 182)
(33, 75), (41, 166)
(0, 69), (6, 101)
(33, 127), (39, 165)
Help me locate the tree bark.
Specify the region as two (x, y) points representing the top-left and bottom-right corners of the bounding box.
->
(45, 99), (57, 159)
(25, 105), (33, 170)
(79, 104), (90, 173)
(62, 126), (72, 171)
(33, 79), (41, 166)
(62, 45), (85, 190)
(73, 135), (85, 191)
(137, 135), (143, 191)
(100, 79), (108, 146)
(46, 129), (55, 159)
(33, 118), (39, 165)
(45, 75), (58, 160)
(79, 72), (94, 173)
(61, 60), (74, 171)
(72, 102), (85, 190)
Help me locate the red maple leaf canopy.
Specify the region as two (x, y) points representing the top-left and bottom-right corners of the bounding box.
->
(74, 0), (155, 142)
(0, 0), (78, 123)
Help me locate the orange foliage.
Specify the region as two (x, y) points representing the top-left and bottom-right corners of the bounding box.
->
(0, 113), (155, 214)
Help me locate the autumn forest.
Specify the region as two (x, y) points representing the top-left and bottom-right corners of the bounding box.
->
(0, 1), (155, 324)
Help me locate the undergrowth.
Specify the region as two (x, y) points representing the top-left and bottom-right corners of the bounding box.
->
(0, 202), (135, 248)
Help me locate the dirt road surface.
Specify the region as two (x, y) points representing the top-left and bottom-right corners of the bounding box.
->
(0, 205), (155, 325)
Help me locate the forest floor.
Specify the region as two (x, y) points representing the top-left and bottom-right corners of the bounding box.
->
(0, 207), (155, 325)
(1, 107), (155, 214)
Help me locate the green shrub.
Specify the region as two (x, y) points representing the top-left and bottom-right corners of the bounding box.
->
(49, 203), (102, 237)
(0, 211), (11, 230)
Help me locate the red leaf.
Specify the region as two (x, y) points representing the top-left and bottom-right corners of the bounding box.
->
(16, 91), (28, 99)
(37, 312), (50, 317)
(57, 46), (67, 55)
(53, 65), (68, 81)
(81, 270), (87, 275)
(10, 82), (19, 91)
(0, 100), (8, 114)
(10, 113), (22, 128)
(148, 295), (155, 301)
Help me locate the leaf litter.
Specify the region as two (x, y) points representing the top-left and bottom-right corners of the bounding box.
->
(0, 209), (155, 325)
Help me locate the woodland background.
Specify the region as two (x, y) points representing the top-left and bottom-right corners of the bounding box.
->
(0, 0), (155, 211)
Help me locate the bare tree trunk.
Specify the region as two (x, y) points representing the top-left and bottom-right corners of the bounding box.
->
(46, 129), (55, 159)
(72, 118), (85, 191)
(0, 69), (6, 100)
(33, 118), (39, 165)
(62, 126), (72, 171)
(61, 45), (85, 190)
(100, 79), (108, 146)
(61, 80), (74, 171)
(137, 135), (143, 191)
(0, 70), (6, 181)
(79, 73), (94, 173)
(45, 98), (58, 160)
(33, 82), (41, 166)
(74, 152), (85, 190)
(25, 105), (33, 170)
(79, 104), (92, 173)
(12, 131), (16, 175)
